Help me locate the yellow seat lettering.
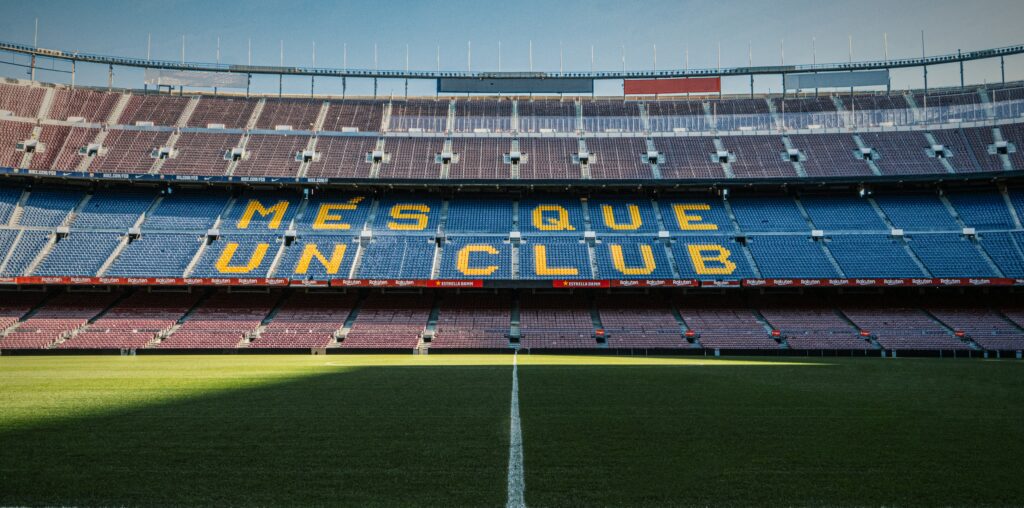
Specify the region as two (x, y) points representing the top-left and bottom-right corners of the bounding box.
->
(312, 197), (364, 230)
(686, 244), (736, 275)
(534, 244), (579, 276)
(457, 245), (500, 276)
(601, 204), (642, 231)
(388, 204), (430, 230)
(215, 243), (269, 274)
(609, 244), (657, 275)
(295, 243), (348, 275)
(672, 203), (718, 231)
(237, 200), (290, 230)
(532, 205), (575, 231)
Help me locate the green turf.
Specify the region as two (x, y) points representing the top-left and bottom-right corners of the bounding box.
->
(1, 355), (1022, 507)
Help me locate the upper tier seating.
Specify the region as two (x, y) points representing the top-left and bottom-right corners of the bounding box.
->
(187, 97), (257, 129)
(255, 99), (322, 130)
(119, 94), (189, 127)
(388, 99), (449, 132)
(304, 136), (376, 178)
(320, 100), (384, 132)
(158, 132), (239, 176)
(654, 137), (726, 179)
(28, 126), (100, 171)
(517, 100), (577, 133)
(448, 138), (510, 180)
(48, 88), (120, 123)
(232, 134), (308, 178)
(453, 99), (513, 133)
(0, 83), (45, 117)
(89, 129), (171, 173)
(585, 138), (652, 179)
(378, 138), (443, 179)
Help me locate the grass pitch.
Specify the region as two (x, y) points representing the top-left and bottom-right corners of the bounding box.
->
(1, 354), (1021, 507)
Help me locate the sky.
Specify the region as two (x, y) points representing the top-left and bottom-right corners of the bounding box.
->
(1, 0), (1023, 97)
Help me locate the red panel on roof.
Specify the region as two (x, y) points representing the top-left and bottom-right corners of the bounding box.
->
(624, 77), (721, 95)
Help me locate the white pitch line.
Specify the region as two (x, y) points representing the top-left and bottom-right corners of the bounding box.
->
(506, 351), (526, 508)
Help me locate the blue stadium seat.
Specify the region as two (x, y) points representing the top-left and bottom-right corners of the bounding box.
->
(276, 235), (358, 279)
(593, 236), (674, 278)
(874, 194), (959, 230)
(0, 185), (23, 224)
(588, 197), (659, 234)
(946, 191), (1016, 229)
(445, 198), (513, 233)
(438, 236), (512, 279)
(671, 236), (757, 279)
(356, 235), (436, 278)
(143, 192), (229, 231)
(983, 232), (1024, 277)
(729, 196), (808, 232)
(73, 191), (155, 230)
(18, 188), (82, 227)
(827, 235), (927, 277)
(747, 235), (840, 277)
(907, 234), (996, 277)
(800, 195), (887, 231)
(105, 233), (201, 277)
(520, 236), (592, 279)
(34, 233), (121, 276)
(0, 231), (51, 276)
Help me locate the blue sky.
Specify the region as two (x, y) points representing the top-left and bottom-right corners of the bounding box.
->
(1, 0), (1022, 96)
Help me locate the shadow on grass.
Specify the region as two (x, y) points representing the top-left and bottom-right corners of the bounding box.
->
(517, 361), (1024, 507)
(0, 364), (510, 507)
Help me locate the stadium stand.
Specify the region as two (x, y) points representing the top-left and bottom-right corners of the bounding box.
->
(841, 306), (971, 350)
(187, 97), (257, 129)
(0, 291), (120, 349)
(59, 291), (201, 349)
(250, 292), (355, 348)
(519, 294), (596, 349)
(677, 304), (777, 349)
(340, 294), (429, 348)
(431, 293), (511, 349)
(47, 88), (120, 123)
(157, 291), (279, 348)
(596, 294), (686, 349)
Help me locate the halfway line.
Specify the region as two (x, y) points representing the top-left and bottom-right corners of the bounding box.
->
(506, 351), (526, 508)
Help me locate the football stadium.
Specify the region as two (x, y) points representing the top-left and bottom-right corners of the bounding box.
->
(1, 1), (1024, 505)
